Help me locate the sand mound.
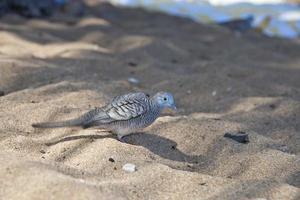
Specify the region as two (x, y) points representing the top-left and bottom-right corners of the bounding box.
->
(0, 3), (299, 200)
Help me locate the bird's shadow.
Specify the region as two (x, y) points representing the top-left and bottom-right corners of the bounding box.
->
(45, 132), (207, 165)
(123, 133), (206, 164)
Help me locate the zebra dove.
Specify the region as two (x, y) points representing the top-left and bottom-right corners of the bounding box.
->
(32, 92), (177, 140)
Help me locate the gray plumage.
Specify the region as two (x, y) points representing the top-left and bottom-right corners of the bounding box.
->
(32, 92), (177, 139)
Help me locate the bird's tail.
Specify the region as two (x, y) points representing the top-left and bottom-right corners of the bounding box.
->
(32, 107), (108, 129)
(32, 118), (83, 128)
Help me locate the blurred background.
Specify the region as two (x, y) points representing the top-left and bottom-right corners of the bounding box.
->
(1, 0), (299, 38)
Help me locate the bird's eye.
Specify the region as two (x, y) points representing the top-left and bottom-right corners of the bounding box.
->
(163, 97), (167, 101)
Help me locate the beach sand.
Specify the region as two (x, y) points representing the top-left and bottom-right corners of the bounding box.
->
(0, 2), (299, 200)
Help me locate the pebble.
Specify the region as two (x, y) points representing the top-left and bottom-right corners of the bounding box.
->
(122, 163), (136, 173)
(40, 150), (46, 154)
(127, 77), (140, 84)
(128, 62), (137, 67)
(224, 131), (249, 144)
(212, 90), (217, 96)
(269, 104), (276, 109)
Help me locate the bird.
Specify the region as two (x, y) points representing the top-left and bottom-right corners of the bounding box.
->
(32, 91), (177, 140)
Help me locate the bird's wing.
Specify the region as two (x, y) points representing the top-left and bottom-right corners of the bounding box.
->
(80, 92), (149, 128)
(105, 92), (149, 121)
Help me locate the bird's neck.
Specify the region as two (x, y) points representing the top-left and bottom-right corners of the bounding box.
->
(149, 99), (163, 116)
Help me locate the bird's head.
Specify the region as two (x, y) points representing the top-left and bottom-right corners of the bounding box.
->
(152, 92), (177, 111)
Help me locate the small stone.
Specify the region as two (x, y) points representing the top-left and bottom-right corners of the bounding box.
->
(186, 90), (191, 95)
(171, 59), (178, 63)
(122, 163), (136, 173)
(109, 158), (115, 162)
(128, 62), (137, 67)
(226, 87), (232, 92)
(171, 145), (176, 150)
(224, 131), (249, 144)
(40, 150), (46, 154)
(212, 90), (217, 96)
(200, 182), (206, 185)
(127, 77), (140, 84)
(269, 104), (276, 109)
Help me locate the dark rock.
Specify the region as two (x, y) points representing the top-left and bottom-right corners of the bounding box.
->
(171, 59), (178, 63)
(128, 62), (137, 67)
(224, 131), (249, 144)
(109, 158), (115, 162)
(40, 149), (46, 154)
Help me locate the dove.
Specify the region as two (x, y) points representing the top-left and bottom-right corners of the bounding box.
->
(32, 92), (177, 140)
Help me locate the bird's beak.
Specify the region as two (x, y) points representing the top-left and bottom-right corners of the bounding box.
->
(171, 104), (177, 111)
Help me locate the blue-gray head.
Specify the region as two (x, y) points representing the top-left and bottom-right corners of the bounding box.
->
(152, 92), (177, 110)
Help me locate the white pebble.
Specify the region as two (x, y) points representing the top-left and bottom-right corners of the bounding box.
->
(127, 77), (140, 84)
(122, 163), (136, 173)
(212, 90), (217, 96)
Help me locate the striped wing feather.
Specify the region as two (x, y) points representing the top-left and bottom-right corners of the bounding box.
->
(105, 92), (148, 121)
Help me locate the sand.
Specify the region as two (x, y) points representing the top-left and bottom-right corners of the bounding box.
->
(0, 2), (299, 200)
